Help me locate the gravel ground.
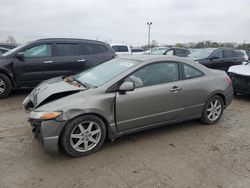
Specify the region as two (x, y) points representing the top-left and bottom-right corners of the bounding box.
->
(0, 90), (250, 188)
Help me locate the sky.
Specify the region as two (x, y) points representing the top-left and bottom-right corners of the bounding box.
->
(0, 0), (250, 46)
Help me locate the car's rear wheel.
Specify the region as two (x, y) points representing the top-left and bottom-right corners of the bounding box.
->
(61, 115), (106, 157)
(201, 95), (224, 125)
(0, 73), (12, 99)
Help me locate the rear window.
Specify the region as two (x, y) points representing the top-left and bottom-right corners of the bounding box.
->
(111, 45), (129, 52)
(56, 43), (81, 56)
(235, 50), (244, 57)
(183, 64), (204, 79)
(87, 43), (108, 54)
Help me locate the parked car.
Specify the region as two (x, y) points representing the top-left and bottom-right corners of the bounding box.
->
(228, 62), (250, 95)
(131, 47), (145, 55)
(188, 48), (245, 72)
(0, 47), (9, 55)
(110, 44), (132, 55)
(0, 38), (116, 98)
(23, 55), (233, 157)
(0, 43), (18, 50)
(149, 47), (189, 57)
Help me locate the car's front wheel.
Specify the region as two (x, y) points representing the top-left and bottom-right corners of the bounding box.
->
(201, 95), (224, 125)
(61, 115), (106, 157)
(0, 73), (12, 99)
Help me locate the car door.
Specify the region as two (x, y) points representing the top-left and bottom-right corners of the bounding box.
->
(207, 49), (224, 70)
(115, 61), (185, 132)
(44, 42), (88, 78)
(181, 63), (207, 120)
(223, 49), (242, 72)
(13, 43), (56, 87)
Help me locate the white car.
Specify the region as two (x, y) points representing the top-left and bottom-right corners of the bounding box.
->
(110, 44), (132, 56)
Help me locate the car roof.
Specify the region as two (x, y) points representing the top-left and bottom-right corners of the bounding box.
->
(169, 47), (188, 50)
(35, 38), (108, 45)
(117, 55), (192, 63)
(110, 43), (129, 46)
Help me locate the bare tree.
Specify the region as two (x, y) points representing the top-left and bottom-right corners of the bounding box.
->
(6, 36), (16, 44)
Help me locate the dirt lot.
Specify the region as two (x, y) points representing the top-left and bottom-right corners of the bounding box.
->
(0, 90), (250, 188)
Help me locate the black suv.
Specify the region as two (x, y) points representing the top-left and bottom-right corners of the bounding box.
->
(0, 38), (115, 98)
(188, 47), (245, 72)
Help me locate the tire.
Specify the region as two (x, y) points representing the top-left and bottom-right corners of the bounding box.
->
(201, 95), (224, 125)
(61, 115), (106, 157)
(0, 73), (12, 99)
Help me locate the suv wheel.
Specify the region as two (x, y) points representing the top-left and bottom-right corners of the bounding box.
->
(201, 95), (224, 125)
(61, 115), (106, 157)
(0, 73), (12, 99)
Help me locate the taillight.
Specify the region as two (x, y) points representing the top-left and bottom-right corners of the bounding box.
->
(226, 75), (232, 85)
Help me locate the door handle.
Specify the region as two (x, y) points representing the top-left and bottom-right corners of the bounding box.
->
(77, 59), (86, 62)
(44, 60), (53, 63)
(170, 86), (182, 92)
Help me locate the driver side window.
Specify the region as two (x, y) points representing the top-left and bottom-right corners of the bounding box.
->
(211, 49), (223, 59)
(125, 62), (179, 88)
(24, 44), (52, 58)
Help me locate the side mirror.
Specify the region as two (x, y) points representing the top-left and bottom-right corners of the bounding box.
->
(118, 82), (135, 93)
(16, 52), (25, 60)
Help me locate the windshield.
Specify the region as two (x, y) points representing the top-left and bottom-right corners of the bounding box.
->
(188, 48), (214, 59)
(74, 58), (140, 87)
(2, 43), (27, 57)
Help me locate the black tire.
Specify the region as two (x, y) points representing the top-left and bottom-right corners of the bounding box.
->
(201, 95), (224, 125)
(0, 73), (12, 99)
(61, 115), (106, 157)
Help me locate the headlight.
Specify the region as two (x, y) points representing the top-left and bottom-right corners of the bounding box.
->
(29, 111), (62, 120)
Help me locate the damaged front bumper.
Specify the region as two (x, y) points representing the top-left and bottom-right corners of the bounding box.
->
(28, 118), (67, 153)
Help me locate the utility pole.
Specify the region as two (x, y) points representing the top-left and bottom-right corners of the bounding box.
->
(147, 22), (152, 49)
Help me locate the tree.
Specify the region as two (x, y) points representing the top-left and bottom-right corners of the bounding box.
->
(6, 36), (16, 44)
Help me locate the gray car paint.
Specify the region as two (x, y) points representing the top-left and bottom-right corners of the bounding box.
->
(24, 55), (233, 153)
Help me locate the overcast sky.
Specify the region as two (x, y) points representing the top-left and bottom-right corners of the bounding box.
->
(0, 0), (250, 46)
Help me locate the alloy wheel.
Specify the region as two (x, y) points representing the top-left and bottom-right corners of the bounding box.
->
(0, 79), (6, 95)
(206, 99), (222, 121)
(70, 121), (101, 152)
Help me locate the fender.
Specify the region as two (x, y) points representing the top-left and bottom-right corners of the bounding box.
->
(0, 67), (18, 89)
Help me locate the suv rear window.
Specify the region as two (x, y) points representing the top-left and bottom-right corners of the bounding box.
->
(86, 43), (108, 54)
(111, 45), (128, 52)
(56, 43), (81, 56)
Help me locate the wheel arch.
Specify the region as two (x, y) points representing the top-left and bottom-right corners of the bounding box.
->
(0, 69), (15, 88)
(206, 91), (226, 106)
(59, 111), (115, 147)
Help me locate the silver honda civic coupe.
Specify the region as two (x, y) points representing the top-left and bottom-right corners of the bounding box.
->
(23, 55), (233, 157)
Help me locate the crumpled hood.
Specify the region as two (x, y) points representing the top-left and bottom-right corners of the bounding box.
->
(228, 65), (250, 76)
(23, 77), (86, 109)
